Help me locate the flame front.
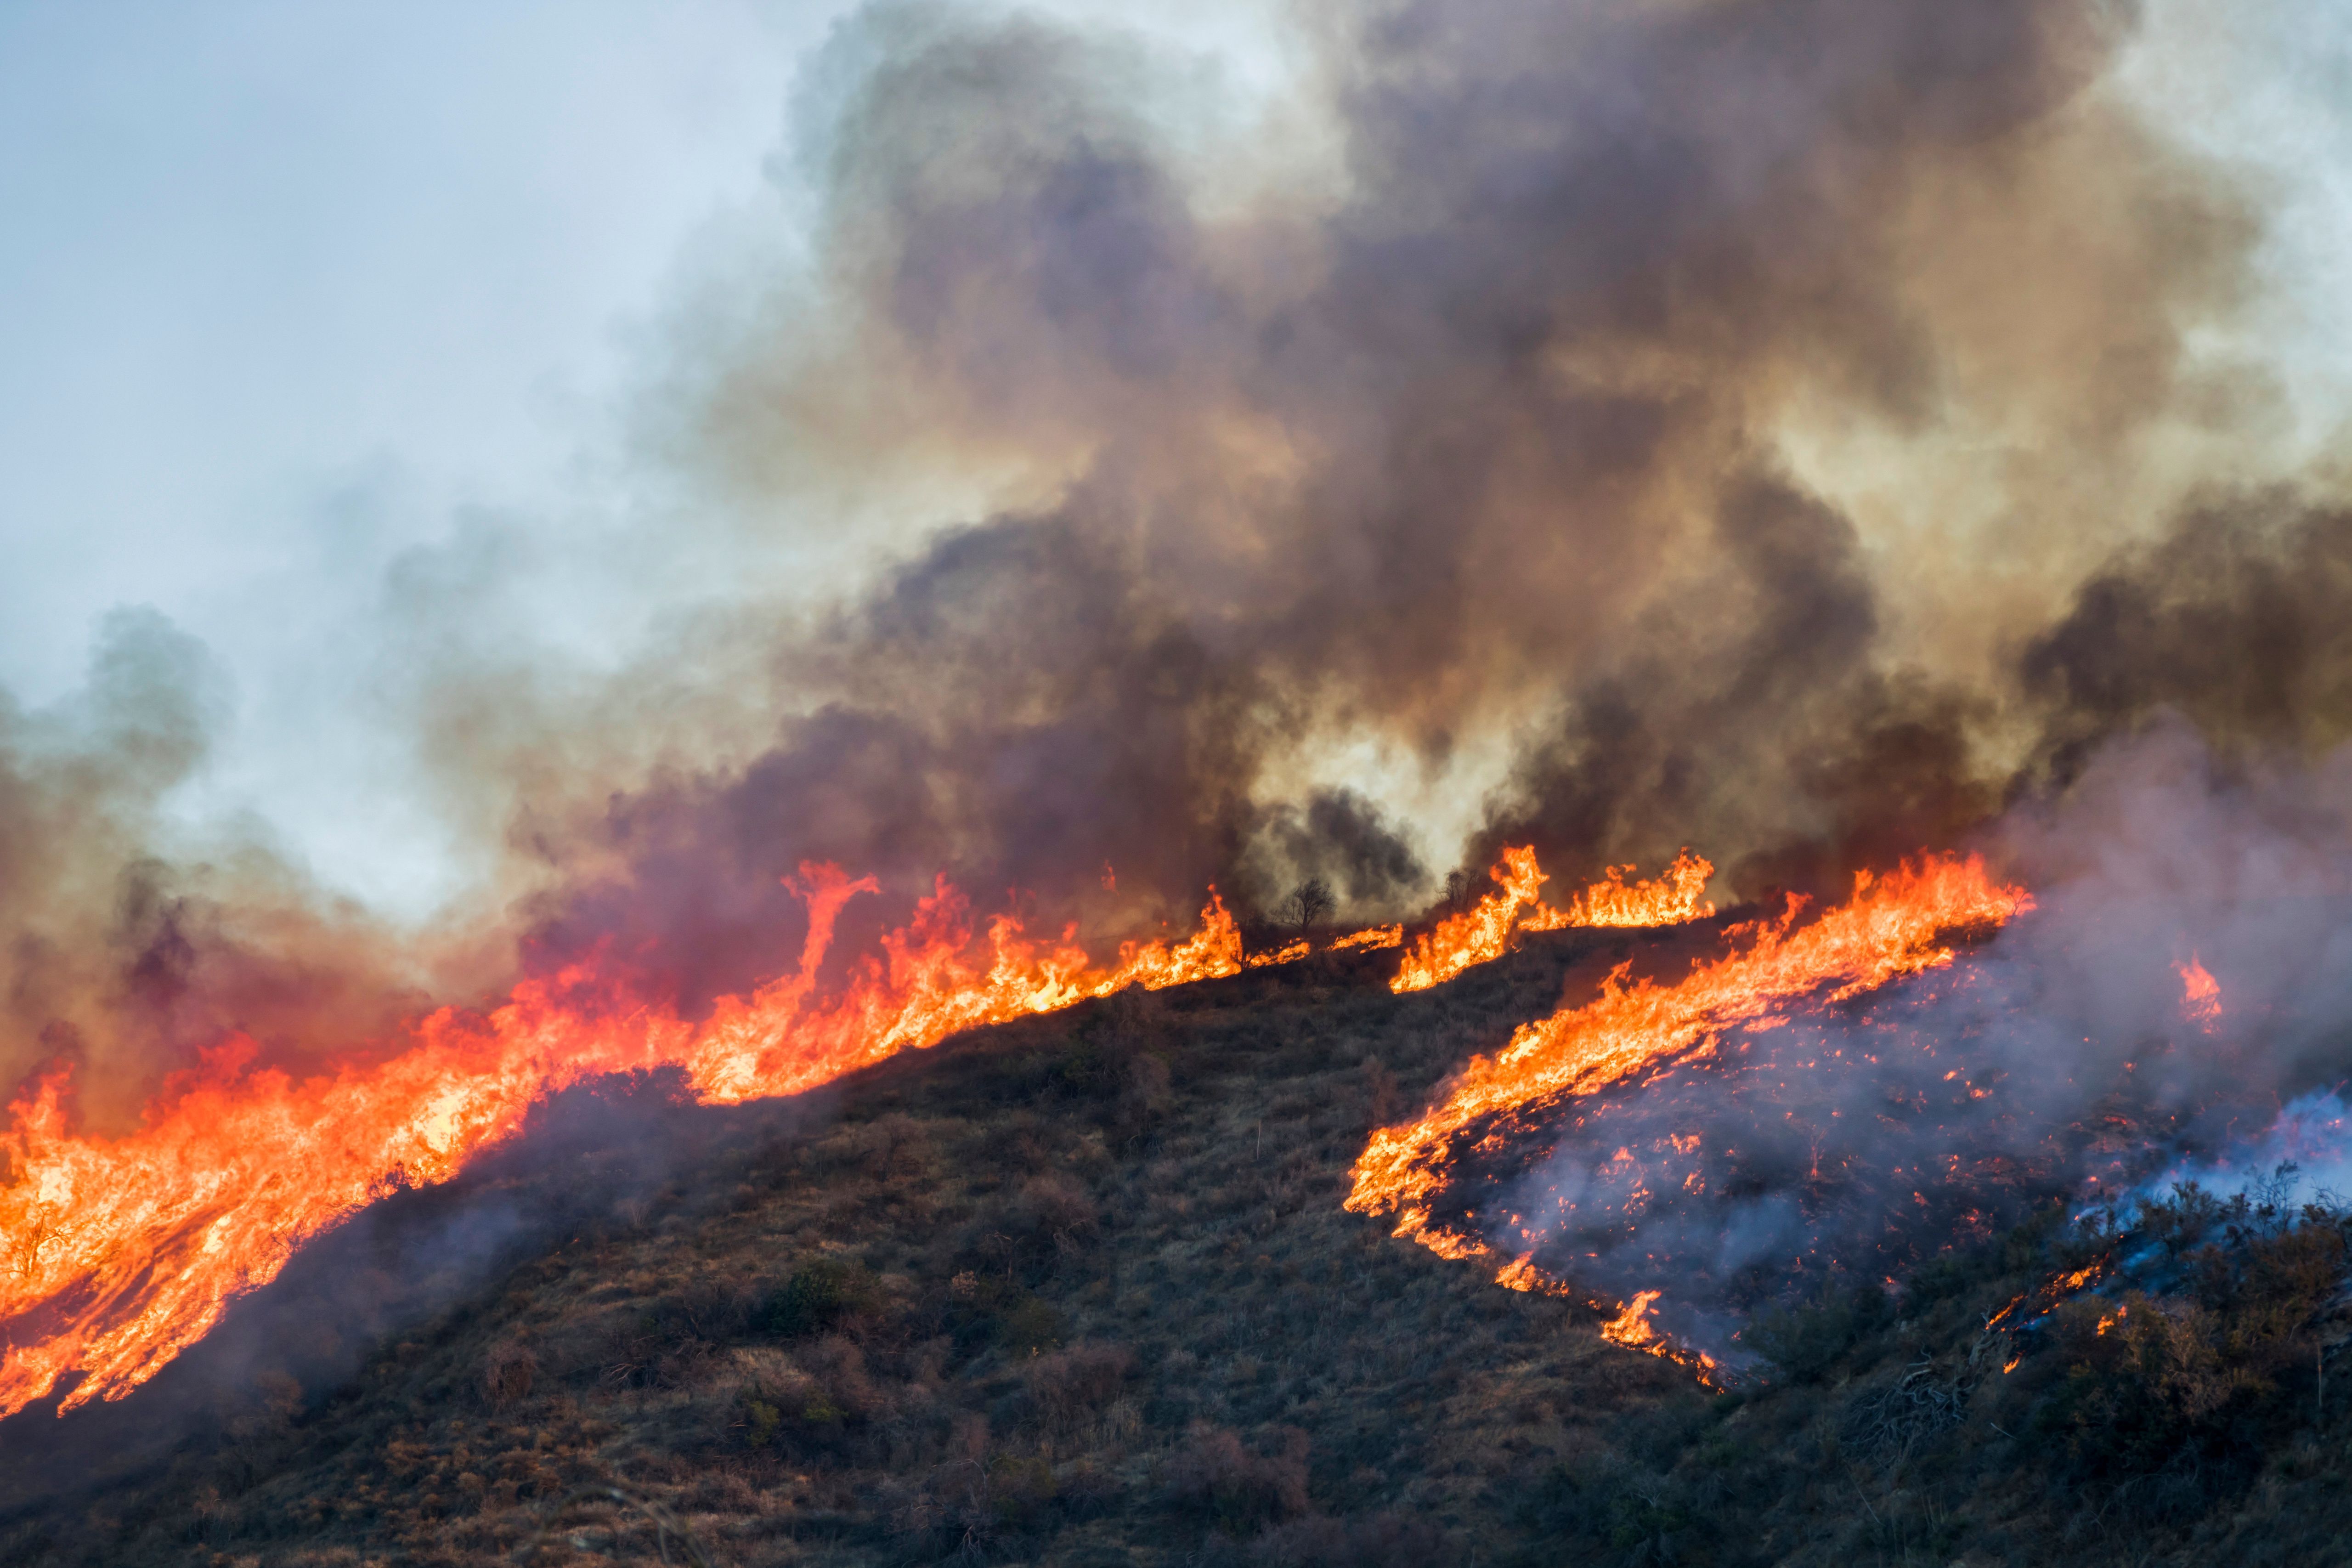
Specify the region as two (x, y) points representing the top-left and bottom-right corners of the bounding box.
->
(1520, 849), (1716, 934)
(1600, 1289), (1667, 1350)
(1390, 847), (1714, 994)
(1348, 854), (2033, 1268)
(2177, 954), (2222, 1029)
(0, 868), (1255, 1419)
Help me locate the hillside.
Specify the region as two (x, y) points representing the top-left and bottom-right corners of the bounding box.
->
(5, 923), (2352, 1567)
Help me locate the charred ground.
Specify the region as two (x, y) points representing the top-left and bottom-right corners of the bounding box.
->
(5, 923), (2352, 1568)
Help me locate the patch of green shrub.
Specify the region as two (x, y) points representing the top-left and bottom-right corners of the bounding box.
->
(1745, 1277), (1895, 1383)
(763, 1258), (882, 1338)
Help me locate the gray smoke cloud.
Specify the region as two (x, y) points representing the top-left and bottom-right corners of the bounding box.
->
(0, 611), (497, 1129)
(4, 0), (2343, 1098)
(514, 0), (2289, 1005)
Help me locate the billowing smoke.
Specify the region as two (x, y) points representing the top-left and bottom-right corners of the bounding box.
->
(0, 611), (493, 1130)
(511, 0), (2287, 1009)
(1, 0), (2341, 1111)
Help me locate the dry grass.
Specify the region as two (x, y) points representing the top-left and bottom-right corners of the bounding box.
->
(3, 923), (2350, 1566)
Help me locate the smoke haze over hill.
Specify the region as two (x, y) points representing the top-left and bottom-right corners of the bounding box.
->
(5, 0), (2352, 1123)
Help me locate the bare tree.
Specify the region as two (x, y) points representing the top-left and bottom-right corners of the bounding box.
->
(1284, 877), (1335, 933)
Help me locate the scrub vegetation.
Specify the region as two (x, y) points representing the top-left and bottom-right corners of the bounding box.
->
(5, 925), (2352, 1566)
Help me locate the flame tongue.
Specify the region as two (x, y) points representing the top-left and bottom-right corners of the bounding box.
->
(1521, 849), (1715, 934)
(0, 872), (1254, 1419)
(0, 848), (2024, 1416)
(1391, 847), (1715, 995)
(1347, 854), (2034, 1260)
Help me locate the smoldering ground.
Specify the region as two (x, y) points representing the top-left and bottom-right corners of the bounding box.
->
(1455, 725), (2352, 1357)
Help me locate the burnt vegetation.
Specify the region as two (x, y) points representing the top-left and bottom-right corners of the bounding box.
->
(6, 931), (2352, 1567)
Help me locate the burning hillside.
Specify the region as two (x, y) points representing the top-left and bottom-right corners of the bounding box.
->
(1350, 735), (2352, 1387)
(7, 0), (2352, 1559)
(0, 848), (1710, 1421)
(7, 824), (2352, 1568)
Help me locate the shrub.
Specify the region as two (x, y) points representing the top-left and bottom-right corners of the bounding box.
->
(988, 1453), (1058, 1531)
(732, 1338), (880, 1455)
(996, 1293), (1066, 1355)
(479, 1340), (537, 1410)
(1117, 1052), (1174, 1136)
(2016, 1183), (2351, 1496)
(1006, 1172), (1099, 1243)
(1024, 1342), (1135, 1424)
(1746, 1278), (1895, 1383)
(1249, 1510), (1446, 1566)
(763, 1257), (882, 1339)
(1164, 1423), (1311, 1533)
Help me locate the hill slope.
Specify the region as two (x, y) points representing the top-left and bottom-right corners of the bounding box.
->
(6, 925), (2352, 1567)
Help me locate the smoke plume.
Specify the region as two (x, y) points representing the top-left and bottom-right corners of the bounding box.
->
(4, 0), (2343, 1116)
(522, 0), (2288, 1009)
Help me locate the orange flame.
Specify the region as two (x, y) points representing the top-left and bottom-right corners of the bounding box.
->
(0, 869), (1251, 1419)
(1601, 1289), (1666, 1348)
(1330, 924), (1404, 952)
(1349, 854), (2032, 1264)
(1597, 1290), (1721, 1381)
(1390, 848), (1713, 995)
(1496, 1259), (1719, 1381)
(1521, 849), (1716, 933)
(1391, 847), (1550, 993)
(2177, 955), (2221, 1030)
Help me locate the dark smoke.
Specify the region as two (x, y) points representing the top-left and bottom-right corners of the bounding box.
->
(0, 611), (475, 1125)
(2024, 493), (2352, 781)
(514, 0), (2275, 1008)
(0, 2), (2330, 1138)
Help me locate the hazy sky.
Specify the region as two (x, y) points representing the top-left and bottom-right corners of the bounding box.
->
(1, 0), (2346, 923)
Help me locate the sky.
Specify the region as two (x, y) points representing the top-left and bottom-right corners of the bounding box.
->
(1, 0), (2348, 927)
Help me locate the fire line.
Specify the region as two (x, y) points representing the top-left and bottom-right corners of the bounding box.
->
(1346, 853), (2033, 1370)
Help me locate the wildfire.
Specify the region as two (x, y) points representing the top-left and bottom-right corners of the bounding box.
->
(2177, 955), (2222, 1030)
(0, 869), (1260, 1420)
(1348, 854), (2034, 1279)
(1521, 849), (1716, 933)
(1602, 1289), (1666, 1347)
(1497, 1258), (1721, 1382)
(1390, 847), (1715, 995)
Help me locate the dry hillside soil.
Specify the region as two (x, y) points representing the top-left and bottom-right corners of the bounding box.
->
(5, 923), (2352, 1566)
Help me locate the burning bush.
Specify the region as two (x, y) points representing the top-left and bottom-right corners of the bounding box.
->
(2021, 1180), (2352, 1498)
